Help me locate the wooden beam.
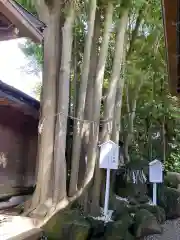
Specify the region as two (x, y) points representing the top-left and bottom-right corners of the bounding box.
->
(0, 92), (39, 120)
(162, 0), (178, 95)
(0, 0), (43, 43)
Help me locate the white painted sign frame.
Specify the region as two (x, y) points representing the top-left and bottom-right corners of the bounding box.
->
(149, 159), (163, 183)
(149, 159), (163, 205)
(99, 140), (119, 218)
(99, 140), (119, 170)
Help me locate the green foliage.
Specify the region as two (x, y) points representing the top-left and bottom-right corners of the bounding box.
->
(20, 40), (43, 66)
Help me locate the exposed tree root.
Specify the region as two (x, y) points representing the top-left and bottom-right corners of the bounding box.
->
(23, 198), (69, 228)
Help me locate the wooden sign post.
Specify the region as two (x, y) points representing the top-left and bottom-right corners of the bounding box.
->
(149, 159), (163, 205)
(99, 140), (119, 217)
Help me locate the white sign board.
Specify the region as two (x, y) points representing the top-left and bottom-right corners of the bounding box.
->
(99, 140), (119, 170)
(149, 159), (163, 183)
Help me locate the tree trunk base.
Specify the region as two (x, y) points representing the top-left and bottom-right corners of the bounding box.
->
(23, 198), (69, 228)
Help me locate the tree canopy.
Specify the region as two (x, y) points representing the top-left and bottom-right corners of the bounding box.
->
(19, 0), (180, 172)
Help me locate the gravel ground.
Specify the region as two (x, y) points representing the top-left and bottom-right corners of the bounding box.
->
(144, 218), (180, 240)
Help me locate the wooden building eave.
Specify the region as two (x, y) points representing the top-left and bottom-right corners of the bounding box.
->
(0, 0), (45, 43)
(0, 80), (40, 120)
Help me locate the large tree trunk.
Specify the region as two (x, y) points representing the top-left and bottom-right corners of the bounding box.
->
(33, 0), (49, 24)
(30, 8), (62, 216)
(69, 0), (97, 197)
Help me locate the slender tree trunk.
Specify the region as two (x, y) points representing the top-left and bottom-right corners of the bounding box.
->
(162, 117), (166, 163)
(101, 8), (129, 142)
(127, 2), (149, 58)
(53, 6), (75, 204)
(124, 78), (144, 162)
(124, 84), (130, 163)
(87, 3), (114, 215)
(82, 9), (101, 158)
(78, 11), (101, 210)
(97, 8), (129, 204)
(111, 1), (146, 143)
(84, 10), (100, 128)
(90, 6), (130, 215)
(123, 4), (157, 162)
(73, 30), (78, 117)
(69, 0), (97, 197)
(111, 50), (126, 143)
(110, 53), (126, 197)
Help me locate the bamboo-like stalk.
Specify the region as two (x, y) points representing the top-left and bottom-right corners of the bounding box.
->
(69, 0), (97, 197)
(101, 8), (129, 142)
(53, 5), (75, 203)
(87, 2), (114, 214)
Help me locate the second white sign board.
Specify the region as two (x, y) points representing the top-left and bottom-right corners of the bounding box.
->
(149, 159), (163, 183)
(99, 140), (119, 170)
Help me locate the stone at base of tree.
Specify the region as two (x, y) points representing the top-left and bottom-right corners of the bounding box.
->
(43, 209), (90, 240)
(135, 195), (150, 204)
(158, 186), (180, 219)
(90, 237), (104, 240)
(86, 217), (105, 238)
(127, 204), (165, 225)
(105, 214), (134, 240)
(133, 209), (162, 238)
(164, 172), (180, 189)
(139, 204), (166, 224)
(111, 198), (129, 220)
